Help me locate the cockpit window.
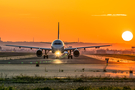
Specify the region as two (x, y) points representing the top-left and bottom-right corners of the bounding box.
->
(54, 43), (62, 45)
(52, 40), (63, 46)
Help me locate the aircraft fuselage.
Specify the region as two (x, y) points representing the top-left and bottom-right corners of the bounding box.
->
(51, 39), (64, 53)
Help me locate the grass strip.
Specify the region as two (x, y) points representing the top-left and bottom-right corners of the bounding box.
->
(0, 85), (132, 90)
(0, 74), (135, 83)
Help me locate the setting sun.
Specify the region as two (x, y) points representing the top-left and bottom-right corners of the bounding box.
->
(122, 31), (133, 41)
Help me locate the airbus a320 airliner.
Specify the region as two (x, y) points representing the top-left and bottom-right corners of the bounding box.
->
(6, 22), (111, 59)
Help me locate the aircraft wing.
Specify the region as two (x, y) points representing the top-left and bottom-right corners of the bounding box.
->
(64, 45), (111, 50)
(5, 45), (52, 50)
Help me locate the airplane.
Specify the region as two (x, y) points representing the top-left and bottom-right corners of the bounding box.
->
(6, 22), (111, 59)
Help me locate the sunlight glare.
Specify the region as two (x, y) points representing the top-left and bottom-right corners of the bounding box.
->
(54, 59), (62, 64)
(122, 31), (133, 41)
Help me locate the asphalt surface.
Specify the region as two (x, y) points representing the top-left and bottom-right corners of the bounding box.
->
(0, 54), (135, 78)
(0, 54), (119, 64)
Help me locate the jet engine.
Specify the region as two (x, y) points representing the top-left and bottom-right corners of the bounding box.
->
(73, 49), (80, 57)
(36, 49), (42, 57)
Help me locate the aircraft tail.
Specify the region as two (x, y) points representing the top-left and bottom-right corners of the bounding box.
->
(58, 22), (59, 39)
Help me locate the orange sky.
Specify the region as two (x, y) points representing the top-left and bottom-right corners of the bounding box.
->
(0, 0), (135, 45)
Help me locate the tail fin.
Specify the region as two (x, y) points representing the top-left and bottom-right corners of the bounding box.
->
(58, 22), (59, 39)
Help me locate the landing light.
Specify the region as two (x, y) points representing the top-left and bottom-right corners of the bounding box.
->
(55, 51), (61, 56)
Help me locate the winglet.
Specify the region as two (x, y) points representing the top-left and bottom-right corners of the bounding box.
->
(58, 22), (59, 39)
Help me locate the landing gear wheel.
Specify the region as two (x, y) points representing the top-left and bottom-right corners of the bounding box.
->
(43, 55), (48, 59)
(44, 50), (48, 59)
(71, 55), (73, 59)
(68, 55), (73, 59)
(43, 55), (45, 59)
(68, 50), (73, 59)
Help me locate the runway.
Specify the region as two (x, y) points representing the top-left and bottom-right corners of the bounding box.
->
(0, 54), (120, 64)
(0, 54), (135, 78)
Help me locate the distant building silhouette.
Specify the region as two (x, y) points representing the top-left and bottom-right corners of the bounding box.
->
(96, 49), (106, 54)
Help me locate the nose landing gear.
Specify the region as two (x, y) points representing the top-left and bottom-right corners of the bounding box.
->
(56, 56), (59, 59)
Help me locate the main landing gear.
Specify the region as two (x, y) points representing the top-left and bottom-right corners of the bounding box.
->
(43, 50), (48, 59)
(68, 50), (73, 59)
(43, 55), (48, 59)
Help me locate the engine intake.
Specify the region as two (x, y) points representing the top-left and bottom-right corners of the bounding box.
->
(73, 49), (80, 57)
(36, 49), (42, 57)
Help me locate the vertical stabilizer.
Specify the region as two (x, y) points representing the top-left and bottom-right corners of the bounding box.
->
(58, 22), (59, 39)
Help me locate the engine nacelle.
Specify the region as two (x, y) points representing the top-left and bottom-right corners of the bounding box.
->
(73, 49), (80, 57)
(36, 49), (42, 57)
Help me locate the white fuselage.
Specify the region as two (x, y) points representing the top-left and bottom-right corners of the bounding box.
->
(51, 39), (64, 53)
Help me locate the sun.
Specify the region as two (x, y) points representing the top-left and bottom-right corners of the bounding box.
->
(122, 31), (133, 41)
